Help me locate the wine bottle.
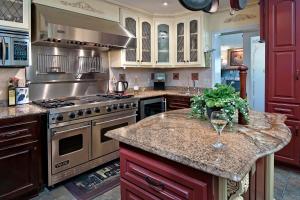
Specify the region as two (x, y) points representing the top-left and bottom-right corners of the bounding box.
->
(8, 81), (16, 107)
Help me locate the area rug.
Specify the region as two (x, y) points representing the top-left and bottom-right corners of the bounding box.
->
(64, 160), (120, 200)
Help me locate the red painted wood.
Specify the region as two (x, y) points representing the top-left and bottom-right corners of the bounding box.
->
(267, 0), (300, 104)
(275, 120), (300, 166)
(120, 143), (214, 200)
(267, 103), (300, 121)
(121, 179), (160, 200)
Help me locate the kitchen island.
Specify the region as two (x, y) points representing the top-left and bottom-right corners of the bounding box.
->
(106, 109), (291, 200)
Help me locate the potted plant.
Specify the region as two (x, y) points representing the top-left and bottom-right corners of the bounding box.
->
(190, 83), (249, 125)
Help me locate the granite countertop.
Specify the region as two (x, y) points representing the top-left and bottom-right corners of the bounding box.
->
(0, 104), (47, 120)
(106, 109), (291, 182)
(130, 89), (201, 99)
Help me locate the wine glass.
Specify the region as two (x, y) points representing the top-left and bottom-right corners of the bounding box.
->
(210, 111), (228, 149)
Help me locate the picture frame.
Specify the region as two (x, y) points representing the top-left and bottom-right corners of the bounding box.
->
(228, 48), (244, 67)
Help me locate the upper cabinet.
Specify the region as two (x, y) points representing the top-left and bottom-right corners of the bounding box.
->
(175, 15), (203, 66)
(110, 9), (206, 68)
(0, 0), (30, 30)
(155, 20), (173, 66)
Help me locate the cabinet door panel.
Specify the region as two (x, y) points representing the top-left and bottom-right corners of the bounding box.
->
(125, 16), (139, 65)
(0, 142), (40, 199)
(275, 120), (300, 166)
(176, 22), (185, 64)
(121, 179), (160, 200)
(140, 19), (153, 65)
(189, 19), (198, 63)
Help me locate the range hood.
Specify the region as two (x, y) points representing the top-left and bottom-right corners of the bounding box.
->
(31, 4), (135, 50)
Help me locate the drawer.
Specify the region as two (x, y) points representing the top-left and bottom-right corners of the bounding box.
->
(267, 103), (300, 121)
(121, 178), (160, 200)
(120, 146), (211, 200)
(0, 115), (40, 147)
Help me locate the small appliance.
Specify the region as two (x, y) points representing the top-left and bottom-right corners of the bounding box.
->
(153, 73), (166, 90)
(114, 81), (129, 93)
(0, 28), (29, 67)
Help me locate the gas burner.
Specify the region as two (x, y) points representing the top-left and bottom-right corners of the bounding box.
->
(33, 99), (75, 109)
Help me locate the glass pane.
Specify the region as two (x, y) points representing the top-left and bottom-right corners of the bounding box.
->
(144, 102), (164, 117)
(59, 134), (83, 156)
(125, 17), (137, 62)
(190, 20), (198, 62)
(0, 0), (23, 23)
(177, 23), (185, 62)
(100, 123), (128, 143)
(142, 22), (151, 62)
(158, 24), (169, 63)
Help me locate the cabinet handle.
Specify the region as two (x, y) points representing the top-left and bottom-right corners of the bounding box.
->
(1, 37), (5, 65)
(184, 60), (186, 63)
(296, 126), (299, 136)
(296, 70), (300, 80)
(156, 61), (158, 64)
(137, 60), (140, 63)
(144, 176), (164, 192)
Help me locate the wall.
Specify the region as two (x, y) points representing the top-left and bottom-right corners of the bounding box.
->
(0, 69), (26, 102)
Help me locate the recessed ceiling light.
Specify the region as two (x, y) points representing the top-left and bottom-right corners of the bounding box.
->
(163, 2), (168, 6)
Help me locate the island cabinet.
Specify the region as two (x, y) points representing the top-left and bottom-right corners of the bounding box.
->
(0, 114), (44, 199)
(264, 0), (300, 167)
(166, 95), (191, 111)
(120, 143), (215, 200)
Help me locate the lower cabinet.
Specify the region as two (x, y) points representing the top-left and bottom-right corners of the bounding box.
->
(166, 95), (191, 111)
(0, 114), (43, 199)
(120, 143), (214, 200)
(275, 120), (300, 166)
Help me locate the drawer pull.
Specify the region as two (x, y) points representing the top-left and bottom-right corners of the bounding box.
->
(296, 126), (299, 137)
(0, 129), (29, 139)
(144, 176), (165, 192)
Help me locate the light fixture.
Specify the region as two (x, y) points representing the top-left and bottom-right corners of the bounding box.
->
(163, 2), (168, 6)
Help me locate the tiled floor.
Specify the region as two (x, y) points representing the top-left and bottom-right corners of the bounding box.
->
(274, 165), (300, 200)
(32, 166), (300, 200)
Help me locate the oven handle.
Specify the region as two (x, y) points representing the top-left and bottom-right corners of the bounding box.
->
(1, 37), (5, 65)
(93, 114), (137, 126)
(52, 125), (91, 136)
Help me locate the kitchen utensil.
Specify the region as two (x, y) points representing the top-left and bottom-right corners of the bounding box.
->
(178, 0), (212, 11)
(203, 0), (219, 13)
(230, 0), (248, 11)
(114, 81), (129, 93)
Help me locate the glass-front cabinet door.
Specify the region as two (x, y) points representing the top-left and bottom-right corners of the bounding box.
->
(124, 16), (139, 65)
(139, 18), (153, 65)
(175, 21), (186, 64)
(187, 17), (202, 65)
(0, 0), (30, 30)
(155, 21), (172, 65)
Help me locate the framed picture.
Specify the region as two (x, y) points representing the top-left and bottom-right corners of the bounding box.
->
(228, 48), (244, 66)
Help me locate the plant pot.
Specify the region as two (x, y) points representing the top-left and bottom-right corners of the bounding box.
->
(206, 106), (222, 119)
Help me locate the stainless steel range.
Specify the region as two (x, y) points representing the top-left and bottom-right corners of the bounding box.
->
(33, 94), (138, 186)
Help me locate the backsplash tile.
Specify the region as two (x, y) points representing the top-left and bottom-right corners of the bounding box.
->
(191, 73), (199, 80)
(173, 73), (179, 80)
(119, 74), (126, 81)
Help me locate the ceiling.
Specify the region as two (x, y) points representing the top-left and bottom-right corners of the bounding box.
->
(106, 0), (257, 15)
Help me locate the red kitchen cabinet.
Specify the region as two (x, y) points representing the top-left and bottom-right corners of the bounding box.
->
(265, 0), (300, 166)
(120, 143), (214, 200)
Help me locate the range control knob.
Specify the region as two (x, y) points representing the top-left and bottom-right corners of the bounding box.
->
(125, 104), (130, 109)
(113, 104), (118, 110)
(119, 104), (124, 109)
(131, 103), (137, 108)
(106, 106), (112, 112)
(69, 112), (76, 119)
(56, 114), (64, 121)
(94, 107), (101, 113)
(86, 109), (92, 115)
(77, 110), (83, 116)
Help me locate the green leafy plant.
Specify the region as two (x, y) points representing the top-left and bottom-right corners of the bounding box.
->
(190, 83), (249, 124)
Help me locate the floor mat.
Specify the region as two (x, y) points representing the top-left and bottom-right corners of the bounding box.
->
(64, 160), (120, 200)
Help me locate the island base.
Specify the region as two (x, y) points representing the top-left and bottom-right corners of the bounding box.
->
(119, 143), (274, 200)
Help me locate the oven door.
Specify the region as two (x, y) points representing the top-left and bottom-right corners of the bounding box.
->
(0, 36), (11, 66)
(91, 113), (136, 159)
(51, 122), (91, 174)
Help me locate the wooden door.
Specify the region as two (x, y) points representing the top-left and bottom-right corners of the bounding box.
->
(0, 142), (40, 199)
(267, 0), (300, 104)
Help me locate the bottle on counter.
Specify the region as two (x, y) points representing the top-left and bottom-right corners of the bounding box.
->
(8, 80), (16, 107)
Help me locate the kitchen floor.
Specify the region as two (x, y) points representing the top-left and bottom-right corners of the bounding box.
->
(32, 166), (299, 200)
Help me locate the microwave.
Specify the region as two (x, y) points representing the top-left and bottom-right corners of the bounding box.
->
(0, 29), (29, 67)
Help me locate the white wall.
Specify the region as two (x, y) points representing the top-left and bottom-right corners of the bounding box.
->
(0, 69), (26, 101)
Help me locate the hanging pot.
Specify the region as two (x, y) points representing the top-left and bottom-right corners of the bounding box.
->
(230, 0), (248, 11)
(203, 0), (219, 13)
(178, 0), (212, 11)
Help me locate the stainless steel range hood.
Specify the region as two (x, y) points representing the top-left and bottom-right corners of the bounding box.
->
(31, 4), (135, 50)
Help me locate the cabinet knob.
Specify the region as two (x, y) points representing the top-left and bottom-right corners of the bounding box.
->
(296, 70), (300, 80)
(137, 60), (140, 63)
(296, 126), (299, 136)
(156, 61), (158, 64)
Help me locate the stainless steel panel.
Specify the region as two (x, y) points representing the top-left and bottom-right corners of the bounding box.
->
(31, 4), (135, 49)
